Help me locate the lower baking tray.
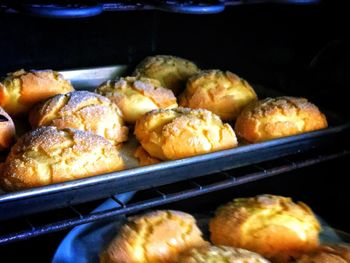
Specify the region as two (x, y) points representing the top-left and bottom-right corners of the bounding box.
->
(0, 65), (349, 221)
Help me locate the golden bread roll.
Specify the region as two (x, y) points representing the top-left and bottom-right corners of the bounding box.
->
(0, 126), (124, 191)
(134, 146), (161, 166)
(29, 91), (128, 145)
(0, 107), (16, 151)
(100, 210), (207, 263)
(179, 70), (257, 121)
(297, 244), (350, 263)
(0, 69), (74, 116)
(234, 96), (328, 143)
(177, 245), (271, 263)
(209, 195), (321, 262)
(132, 55), (200, 94)
(134, 107), (238, 160)
(96, 77), (178, 123)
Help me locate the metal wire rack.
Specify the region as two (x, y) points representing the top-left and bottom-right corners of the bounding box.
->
(0, 146), (348, 245)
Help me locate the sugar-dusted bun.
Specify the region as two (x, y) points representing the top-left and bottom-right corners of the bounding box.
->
(134, 107), (238, 160)
(210, 195), (321, 262)
(134, 146), (161, 166)
(29, 91), (128, 145)
(132, 55), (200, 95)
(0, 107), (16, 151)
(96, 77), (178, 123)
(234, 96), (328, 143)
(179, 70), (257, 121)
(0, 69), (74, 116)
(297, 244), (350, 263)
(0, 126), (124, 191)
(177, 245), (271, 263)
(100, 210), (207, 263)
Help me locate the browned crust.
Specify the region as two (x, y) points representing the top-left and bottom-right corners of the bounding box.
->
(134, 146), (161, 166)
(234, 97), (328, 143)
(0, 69), (74, 116)
(29, 91), (128, 145)
(0, 126), (124, 191)
(179, 70), (258, 121)
(297, 244), (350, 263)
(209, 195), (321, 262)
(132, 55), (200, 95)
(0, 107), (16, 151)
(134, 107), (238, 160)
(100, 210), (207, 263)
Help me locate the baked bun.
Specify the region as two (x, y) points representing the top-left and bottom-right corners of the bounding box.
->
(234, 97), (328, 143)
(297, 244), (350, 263)
(0, 107), (16, 151)
(134, 107), (238, 160)
(132, 55), (200, 95)
(134, 146), (161, 166)
(0, 126), (124, 191)
(29, 91), (128, 145)
(177, 245), (270, 263)
(96, 77), (178, 123)
(0, 69), (74, 116)
(100, 210), (207, 263)
(209, 195), (321, 262)
(179, 70), (257, 121)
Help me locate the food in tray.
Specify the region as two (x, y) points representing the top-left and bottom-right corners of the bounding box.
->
(132, 55), (200, 95)
(234, 96), (328, 143)
(0, 107), (15, 151)
(29, 91), (128, 146)
(134, 146), (161, 166)
(100, 210), (207, 263)
(96, 77), (178, 124)
(0, 69), (74, 116)
(209, 194), (321, 262)
(176, 245), (270, 263)
(296, 244), (350, 263)
(134, 107), (238, 161)
(0, 126), (125, 191)
(179, 69), (258, 122)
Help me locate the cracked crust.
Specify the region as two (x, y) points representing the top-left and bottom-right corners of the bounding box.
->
(209, 195), (321, 262)
(0, 69), (74, 116)
(132, 55), (200, 95)
(0, 107), (15, 151)
(0, 126), (124, 191)
(234, 97), (328, 143)
(100, 210), (207, 263)
(179, 70), (257, 121)
(29, 91), (128, 145)
(177, 245), (271, 263)
(297, 244), (350, 263)
(96, 77), (178, 123)
(134, 146), (161, 166)
(134, 107), (238, 160)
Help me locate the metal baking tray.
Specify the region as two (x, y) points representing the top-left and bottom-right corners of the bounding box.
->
(1, 65), (349, 221)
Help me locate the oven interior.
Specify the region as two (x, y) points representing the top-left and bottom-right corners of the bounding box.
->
(0, 1), (349, 261)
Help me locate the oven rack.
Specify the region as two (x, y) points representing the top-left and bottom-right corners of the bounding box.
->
(0, 145), (348, 246)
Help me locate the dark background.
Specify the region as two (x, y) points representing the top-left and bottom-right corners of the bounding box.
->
(0, 1), (349, 261)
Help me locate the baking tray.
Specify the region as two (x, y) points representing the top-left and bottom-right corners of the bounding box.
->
(1, 65), (349, 221)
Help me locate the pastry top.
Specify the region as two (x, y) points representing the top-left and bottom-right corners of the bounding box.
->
(297, 244), (350, 263)
(234, 96), (328, 143)
(29, 91), (128, 145)
(96, 77), (177, 123)
(177, 245), (271, 263)
(179, 70), (257, 121)
(0, 69), (74, 116)
(0, 126), (124, 191)
(100, 210), (207, 263)
(134, 107), (237, 160)
(132, 55), (200, 94)
(210, 195), (321, 262)
(0, 107), (16, 151)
